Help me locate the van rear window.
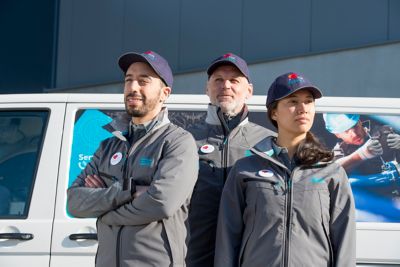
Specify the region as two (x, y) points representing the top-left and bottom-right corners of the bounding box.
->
(0, 110), (49, 219)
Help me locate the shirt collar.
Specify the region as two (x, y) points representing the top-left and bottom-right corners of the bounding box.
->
(271, 138), (297, 171)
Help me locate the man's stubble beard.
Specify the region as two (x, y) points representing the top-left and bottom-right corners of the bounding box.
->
(125, 90), (161, 118)
(216, 99), (243, 116)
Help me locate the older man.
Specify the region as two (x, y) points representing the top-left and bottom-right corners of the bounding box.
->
(67, 50), (198, 267)
(186, 53), (275, 267)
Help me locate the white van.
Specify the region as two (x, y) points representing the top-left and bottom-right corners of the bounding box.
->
(0, 94), (399, 266)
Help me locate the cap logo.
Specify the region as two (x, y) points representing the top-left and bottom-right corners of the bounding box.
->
(222, 53), (236, 62)
(288, 73), (305, 85)
(143, 51), (156, 61)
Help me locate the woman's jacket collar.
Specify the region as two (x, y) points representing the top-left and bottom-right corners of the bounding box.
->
(251, 136), (331, 171)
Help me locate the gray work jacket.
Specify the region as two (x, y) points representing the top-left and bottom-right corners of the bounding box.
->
(215, 136), (356, 267)
(186, 104), (275, 267)
(67, 108), (199, 267)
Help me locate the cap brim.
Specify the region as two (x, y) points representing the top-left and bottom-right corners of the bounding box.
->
(207, 60), (248, 81)
(275, 86), (323, 102)
(118, 53), (148, 73)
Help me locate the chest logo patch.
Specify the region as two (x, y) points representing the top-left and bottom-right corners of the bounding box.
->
(258, 169), (274, 178)
(139, 157), (154, 167)
(200, 144), (215, 154)
(311, 177), (325, 184)
(110, 152), (123, 165)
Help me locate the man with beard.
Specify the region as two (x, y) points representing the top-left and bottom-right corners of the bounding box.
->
(67, 50), (198, 267)
(186, 53), (275, 267)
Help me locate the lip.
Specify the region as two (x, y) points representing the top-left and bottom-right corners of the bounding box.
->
(217, 95), (233, 100)
(126, 95), (143, 102)
(295, 116), (309, 123)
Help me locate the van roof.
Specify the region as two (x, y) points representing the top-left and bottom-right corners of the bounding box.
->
(0, 93), (399, 111)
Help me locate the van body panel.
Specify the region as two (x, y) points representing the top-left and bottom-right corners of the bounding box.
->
(0, 94), (399, 266)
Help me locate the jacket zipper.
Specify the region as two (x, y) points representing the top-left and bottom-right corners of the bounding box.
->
(283, 170), (295, 267)
(116, 144), (130, 267)
(222, 137), (229, 183)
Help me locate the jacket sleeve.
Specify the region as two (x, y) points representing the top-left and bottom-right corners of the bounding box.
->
(100, 132), (198, 225)
(329, 165), (356, 266)
(67, 140), (132, 218)
(214, 163), (245, 267)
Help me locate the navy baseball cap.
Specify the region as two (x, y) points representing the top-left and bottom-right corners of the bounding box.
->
(207, 53), (251, 82)
(266, 72), (322, 108)
(118, 50), (173, 88)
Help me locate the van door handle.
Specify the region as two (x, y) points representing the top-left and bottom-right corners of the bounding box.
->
(0, 233), (34, 240)
(69, 233), (98, 240)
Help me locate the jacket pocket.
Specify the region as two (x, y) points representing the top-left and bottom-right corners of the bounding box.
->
(238, 194), (257, 266)
(243, 177), (281, 195)
(162, 218), (184, 265)
(319, 191), (334, 267)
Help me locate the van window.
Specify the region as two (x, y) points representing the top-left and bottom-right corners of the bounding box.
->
(314, 113), (400, 223)
(0, 110), (49, 219)
(68, 109), (207, 189)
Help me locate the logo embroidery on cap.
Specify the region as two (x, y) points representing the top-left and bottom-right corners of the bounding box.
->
(143, 51), (156, 60)
(200, 144), (215, 154)
(222, 53), (236, 62)
(258, 169), (274, 178)
(288, 73), (305, 85)
(110, 152), (123, 165)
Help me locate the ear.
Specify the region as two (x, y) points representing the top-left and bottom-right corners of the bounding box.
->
(160, 86), (171, 102)
(271, 109), (277, 121)
(245, 83), (253, 100)
(205, 82), (210, 97)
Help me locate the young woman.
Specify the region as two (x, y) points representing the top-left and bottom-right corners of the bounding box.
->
(214, 72), (356, 267)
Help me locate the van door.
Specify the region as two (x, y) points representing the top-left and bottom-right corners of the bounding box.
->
(0, 104), (65, 267)
(50, 104), (124, 266)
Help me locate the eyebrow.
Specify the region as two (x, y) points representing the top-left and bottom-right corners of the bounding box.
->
(125, 73), (152, 79)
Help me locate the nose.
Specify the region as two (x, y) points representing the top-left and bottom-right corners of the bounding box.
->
(297, 103), (307, 114)
(222, 80), (231, 89)
(125, 80), (140, 93)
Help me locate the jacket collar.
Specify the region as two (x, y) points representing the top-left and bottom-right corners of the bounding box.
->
(205, 104), (249, 127)
(103, 107), (170, 141)
(251, 136), (288, 171)
(251, 136), (331, 171)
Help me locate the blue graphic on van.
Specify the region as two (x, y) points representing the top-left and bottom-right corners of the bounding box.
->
(68, 109), (113, 188)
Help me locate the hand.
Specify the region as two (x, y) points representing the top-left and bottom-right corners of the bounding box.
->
(387, 133), (400, 149)
(133, 186), (149, 198)
(356, 139), (383, 160)
(84, 174), (106, 188)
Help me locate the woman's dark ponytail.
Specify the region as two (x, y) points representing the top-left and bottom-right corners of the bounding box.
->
(295, 131), (334, 166)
